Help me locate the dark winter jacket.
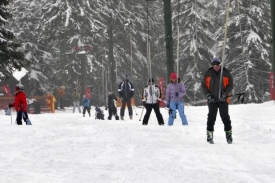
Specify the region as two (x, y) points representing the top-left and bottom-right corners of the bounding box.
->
(118, 80), (134, 100)
(108, 93), (117, 110)
(11, 90), (28, 112)
(201, 67), (233, 103)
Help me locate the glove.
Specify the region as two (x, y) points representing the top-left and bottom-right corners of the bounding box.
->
(175, 92), (179, 97)
(8, 103), (12, 108)
(206, 93), (214, 103)
(219, 91), (227, 102)
(166, 103), (170, 108)
(157, 99), (162, 105)
(169, 108), (173, 115)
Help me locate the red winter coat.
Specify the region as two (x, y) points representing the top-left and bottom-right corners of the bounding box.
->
(11, 91), (27, 112)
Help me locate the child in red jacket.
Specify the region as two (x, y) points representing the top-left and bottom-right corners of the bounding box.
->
(9, 84), (32, 125)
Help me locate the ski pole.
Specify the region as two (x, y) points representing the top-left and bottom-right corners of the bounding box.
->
(10, 107), (12, 125)
(133, 106), (138, 115)
(139, 106), (145, 121)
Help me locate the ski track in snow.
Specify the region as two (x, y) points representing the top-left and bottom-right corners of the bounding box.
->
(1, 102), (275, 183)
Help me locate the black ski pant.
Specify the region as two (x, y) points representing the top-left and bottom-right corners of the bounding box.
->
(59, 97), (64, 109)
(108, 106), (118, 119)
(120, 98), (133, 117)
(143, 103), (164, 125)
(16, 111), (30, 125)
(207, 101), (232, 131)
(83, 106), (90, 116)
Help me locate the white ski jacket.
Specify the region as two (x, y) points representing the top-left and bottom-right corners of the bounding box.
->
(142, 84), (162, 104)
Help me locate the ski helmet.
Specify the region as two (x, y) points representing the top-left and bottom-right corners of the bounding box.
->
(211, 56), (220, 65)
(15, 83), (24, 91)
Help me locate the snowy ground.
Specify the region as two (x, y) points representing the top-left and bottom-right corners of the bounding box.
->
(1, 102), (275, 183)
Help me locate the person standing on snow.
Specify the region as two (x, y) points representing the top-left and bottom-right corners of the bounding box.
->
(118, 76), (134, 120)
(57, 85), (66, 109)
(106, 92), (119, 120)
(165, 73), (188, 126)
(72, 89), (81, 113)
(9, 84), (32, 125)
(201, 56), (233, 144)
(141, 78), (164, 125)
(33, 85), (44, 114)
(82, 95), (90, 117)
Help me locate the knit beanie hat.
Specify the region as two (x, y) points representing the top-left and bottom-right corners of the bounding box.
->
(170, 73), (177, 80)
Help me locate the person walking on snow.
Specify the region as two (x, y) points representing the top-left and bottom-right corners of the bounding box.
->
(82, 95), (90, 117)
(141, 78), (164, 125)
(9, 84), (32, 125)
(201, 56), (233, 144)
(118, 76), (134, 120)
(166, 73), (188, 126)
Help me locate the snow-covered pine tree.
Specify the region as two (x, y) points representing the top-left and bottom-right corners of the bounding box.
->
(215, 0), (271, 103)
(0, 0), (27, 79)
(173, 0), (214, 103)
(8, 0), (47, 93)
(36, 0), (105, 97)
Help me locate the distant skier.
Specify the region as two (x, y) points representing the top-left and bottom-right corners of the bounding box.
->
(33, 85), (44, 114)
(72, 89), (81, 113)
(106, 92), (119, 120)
(118, 76), (134, 120)
(9, 84), (32, 125)
(57, 85), (66, 109)
(82, 95), (91, 117)
(165, 73), (188, 126)
(201, 56), (233, 144)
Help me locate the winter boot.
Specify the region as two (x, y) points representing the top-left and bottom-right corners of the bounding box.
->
(130, 116), (133, 120)
(207, 131), (214, 144)
(225, 130), (233, 144)
(115, 115), (119, 120)
(108, 116), (111, 120)
(121, 116), (124, 120)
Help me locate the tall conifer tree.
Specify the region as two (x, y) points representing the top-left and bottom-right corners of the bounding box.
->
(0, 0), (27, 79)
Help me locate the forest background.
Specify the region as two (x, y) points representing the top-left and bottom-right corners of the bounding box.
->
(0, 0), (272, 106)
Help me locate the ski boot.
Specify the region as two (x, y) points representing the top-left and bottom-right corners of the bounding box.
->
(207, 131), (214, 144)
(225, 130), (233, 144)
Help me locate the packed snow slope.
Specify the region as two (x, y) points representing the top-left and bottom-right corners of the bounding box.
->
(1, 102), (275, 183)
